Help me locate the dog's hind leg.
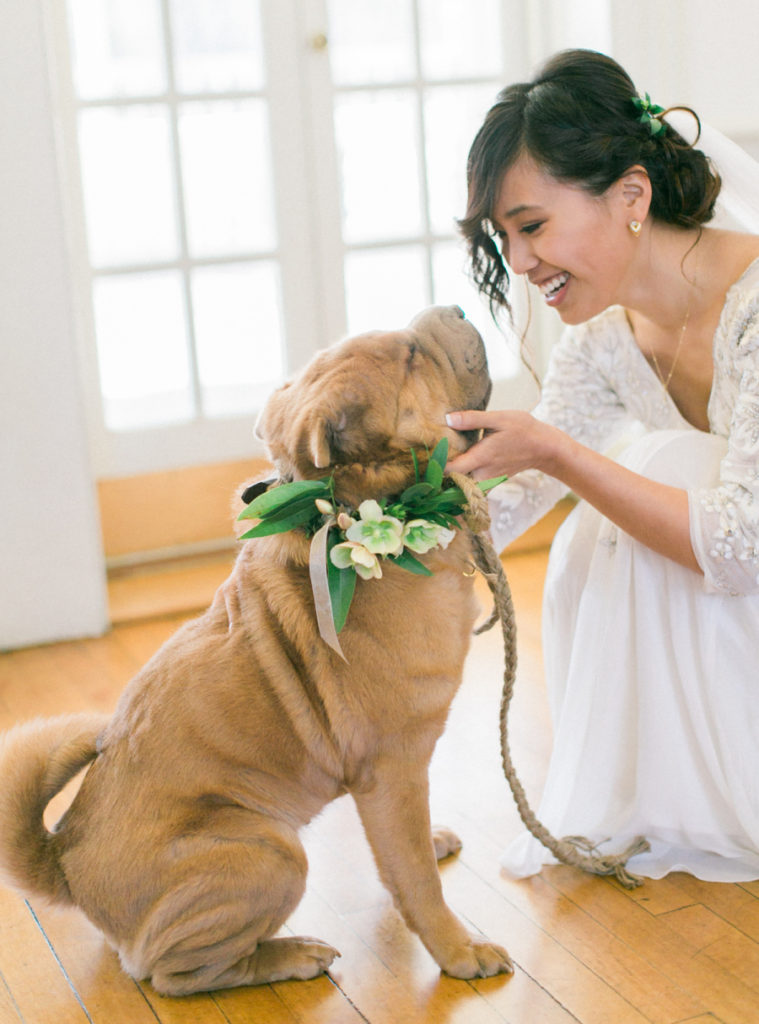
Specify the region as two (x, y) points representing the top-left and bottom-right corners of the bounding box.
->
(150, 932), (340, 995)
(120, 811), (339, 995)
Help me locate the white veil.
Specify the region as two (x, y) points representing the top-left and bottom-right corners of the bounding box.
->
(665, 109), (759, 235)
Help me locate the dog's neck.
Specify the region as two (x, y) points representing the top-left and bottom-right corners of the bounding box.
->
(245, 451), (426, 512)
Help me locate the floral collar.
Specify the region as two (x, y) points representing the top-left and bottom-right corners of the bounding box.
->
(238, 438), (505, 659)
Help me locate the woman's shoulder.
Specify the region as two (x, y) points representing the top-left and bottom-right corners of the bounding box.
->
(720, 252), (759, 346)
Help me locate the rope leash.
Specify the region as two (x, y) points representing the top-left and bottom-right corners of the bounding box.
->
(448, 472), (650, 890)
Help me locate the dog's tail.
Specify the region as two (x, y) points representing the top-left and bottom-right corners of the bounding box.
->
(0, 713), (108, 905)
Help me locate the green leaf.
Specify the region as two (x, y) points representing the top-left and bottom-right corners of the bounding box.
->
(476, 473), (509, 493)
(400, 481), (435, 504)
(244, 493), (325, 528)
(424, 487), (465, 507)
(237, 479), (329, 521)
(430, 436), (449, 469)
(326, 537), (357, 632)
(410, 446), (420, 483)
(390, 549), (433, 576)
(424, 437), (448, 488)
(424, 459), (444, 490)
(239, 504), (319, 538)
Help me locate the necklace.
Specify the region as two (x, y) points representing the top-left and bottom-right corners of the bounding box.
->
(646, 242), (702, 393)
(647, 301), (691, 392)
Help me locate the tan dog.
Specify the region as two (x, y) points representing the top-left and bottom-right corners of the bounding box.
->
(0, 305), (511, 995)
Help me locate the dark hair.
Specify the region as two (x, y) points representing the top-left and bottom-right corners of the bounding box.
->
(459, 49), (722, 315)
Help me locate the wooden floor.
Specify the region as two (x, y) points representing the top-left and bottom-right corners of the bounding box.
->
(1, 547), (758, 1024)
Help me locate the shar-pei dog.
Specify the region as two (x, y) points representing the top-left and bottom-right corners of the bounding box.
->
(0, 304), (512, 995)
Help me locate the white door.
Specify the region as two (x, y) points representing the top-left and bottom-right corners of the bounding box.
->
(49, 0), (542, 479)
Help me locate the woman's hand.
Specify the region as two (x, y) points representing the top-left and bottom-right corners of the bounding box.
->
(445, 409), (563, 480)
(447, 410), (702, 575)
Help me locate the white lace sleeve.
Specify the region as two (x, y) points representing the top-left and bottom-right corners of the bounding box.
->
(689, 312), (759, 595)
(489, 315), (634, 552)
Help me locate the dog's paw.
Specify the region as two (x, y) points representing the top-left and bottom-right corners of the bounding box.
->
(440, 937), (513, 979)
(286, 937), (341, 980)
(431, 825), (462, 861)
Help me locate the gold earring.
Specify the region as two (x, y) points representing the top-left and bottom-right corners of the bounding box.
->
(629, 220), (642, 236)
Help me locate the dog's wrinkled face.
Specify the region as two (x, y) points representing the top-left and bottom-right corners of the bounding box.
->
(257, 305), (491, 480)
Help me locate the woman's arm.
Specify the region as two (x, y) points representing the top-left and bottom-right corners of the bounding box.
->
(446, 409), (702, 574)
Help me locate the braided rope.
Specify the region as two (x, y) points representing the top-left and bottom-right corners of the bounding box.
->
(448, 472), (650, 890)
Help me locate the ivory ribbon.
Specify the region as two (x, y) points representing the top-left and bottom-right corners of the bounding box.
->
(309, 517), (347, 661)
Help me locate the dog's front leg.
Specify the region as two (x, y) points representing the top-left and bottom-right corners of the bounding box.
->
(352, 763), (512, 979)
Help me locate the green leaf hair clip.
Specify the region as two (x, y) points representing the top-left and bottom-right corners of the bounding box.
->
(632, 91), (666, 137)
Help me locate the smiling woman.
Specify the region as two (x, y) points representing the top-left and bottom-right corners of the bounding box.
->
(448, 48), (759, 886)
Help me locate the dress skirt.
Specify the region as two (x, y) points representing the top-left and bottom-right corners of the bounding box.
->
(501, 429), (759, 882)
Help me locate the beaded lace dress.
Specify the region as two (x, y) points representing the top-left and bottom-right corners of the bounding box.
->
(492, 257), (759, 881)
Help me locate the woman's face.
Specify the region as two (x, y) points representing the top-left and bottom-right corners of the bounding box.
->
(491, 154), (637, 325)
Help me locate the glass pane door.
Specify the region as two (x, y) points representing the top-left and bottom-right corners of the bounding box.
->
(63, 0), (286, 452)
(325, 0), (524, 385)
(55, 0), (538, 477)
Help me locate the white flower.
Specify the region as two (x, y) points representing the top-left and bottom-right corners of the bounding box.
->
(402, 518), (456, 554)
(330, 540), (383, 580)
(315, 498), (334, 515)
(345, 500), (404, 555)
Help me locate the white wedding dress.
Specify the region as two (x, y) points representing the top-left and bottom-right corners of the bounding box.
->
(490, 257), (759, 881)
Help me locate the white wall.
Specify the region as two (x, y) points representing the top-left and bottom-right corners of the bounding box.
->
(610, 0), (759, 144)
(0, 0), (107, 649)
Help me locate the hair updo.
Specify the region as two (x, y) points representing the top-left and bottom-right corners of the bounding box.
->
(459, 49), (722, 315)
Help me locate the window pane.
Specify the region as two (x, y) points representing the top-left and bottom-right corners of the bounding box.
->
(418, 0), (502, 80)
(344, 246), (429, 335)
(66, 0), (166, 99)
(179, 100), (276, 258)
(425, 84), (497, 236)
(78, 106), (179, 266)
(170, 0), (265, 93)
(192, 262), (284, 417)
(334, 91), (422, 244)
(93, 271), (194, 429)
(432, 242), (519, 380)
(326, 0), (415, 85)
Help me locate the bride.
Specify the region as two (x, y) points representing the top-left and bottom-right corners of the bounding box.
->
(447, 49), (759, 881)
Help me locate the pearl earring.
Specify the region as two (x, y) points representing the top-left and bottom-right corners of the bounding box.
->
(629, 220), (642, 236)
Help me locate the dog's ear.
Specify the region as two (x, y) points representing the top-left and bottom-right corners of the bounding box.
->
(307, 410), (348, 469)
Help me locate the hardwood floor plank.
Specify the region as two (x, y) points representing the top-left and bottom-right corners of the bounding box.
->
(664, 872), (759, 942)
(673, 1016), (728, 1024)
(0, 972), (24, 1024)
(287, 887), (510, 1024)
(30, 902), (160, 1024)
(622, 875), (703, 917)
(136, 981), (234, 1024)
(544, 866), (759, 1024)
(429, 814), (710, 1023)
(438, 858), (658, 1024)
(0, 889), (91, 1024)
(268, 974), (371, 1024)
(662, 903), (759, 999)
(197, 982), (305, 1024)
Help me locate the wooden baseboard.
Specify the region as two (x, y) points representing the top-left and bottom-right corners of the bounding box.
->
(98, 458), (270, 563)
